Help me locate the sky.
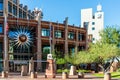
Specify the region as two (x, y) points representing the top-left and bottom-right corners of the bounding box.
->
(20, 0), (120, 27)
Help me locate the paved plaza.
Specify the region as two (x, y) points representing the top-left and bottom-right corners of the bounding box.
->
(0, 73), (119, 80)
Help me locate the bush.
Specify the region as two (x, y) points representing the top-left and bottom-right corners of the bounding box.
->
(76, 69), (91, 73)
(62, 69), (69, 73)
(57, 69), (62, 73)
(117, 68), (120, 72)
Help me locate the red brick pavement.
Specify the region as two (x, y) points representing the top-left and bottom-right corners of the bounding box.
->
(0, 73), (118, 80)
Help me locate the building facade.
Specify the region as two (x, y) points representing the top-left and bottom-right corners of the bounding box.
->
(0, 0), (87, 72)
(81, 4), (104, 43)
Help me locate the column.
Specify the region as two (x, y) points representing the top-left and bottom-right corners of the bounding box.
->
(52, 26), (55, 52)
(75, 30), (78, 54)
(3, 0), (9, 72)
(29, 57), (34, 74)
(64, 17), (68, 54)
(34, 8), (42, 71)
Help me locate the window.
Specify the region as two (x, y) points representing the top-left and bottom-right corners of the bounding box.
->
(84, 22), (89, 29)
(0, 0), (3, 10)
(92, 27), (95, 30)
(0, 24), (3, 33)
(93, 15), (95, 19)
(0, 42), (3, 60)
(0, 42), (2, 53)
(78, 33), (84, 41)
(12, 0), (17, 4)
(8, 2), (12, 13)
(13, 5), (17, 16)
(55, 30), (62, 38)
(92, 22), (95, 25)
(68, 32), (74, 39)
(0, 12), (3, 16)
(92, 38), (95, 41)
(19, 9), (22, 18)
(23, 11), (26, 18)
(42, 28), (50, 37)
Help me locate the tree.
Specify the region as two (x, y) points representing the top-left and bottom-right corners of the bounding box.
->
(88, 42), (120, 73)
(100, 26), (120, 47)
(52, 50), (66, 69)
(65, 53), (81, 66)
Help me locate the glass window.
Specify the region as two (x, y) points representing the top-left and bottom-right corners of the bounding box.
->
(0, 42), (2, 60)
(55, 30), (62, 38)
(23, 11), (26, 18)
(84, 22), (89, 29)
(13, 5), (17, 16)
(42, 28), (50, 37)
(92, 27), (95, 30)
(8, 2), (12, 13)
(78, 33), (84, 41)
(19, 9), (22, 18)
(0, 42), (2, 53)
(92, 22), (95, 25)
(12, 0), (17, 4)
(92, 38), (95, 41)
(68, 32), (74, 39)
(0, 12), (3, 16)
(0, 0), (3, 10)
(0, 24), (3, 33)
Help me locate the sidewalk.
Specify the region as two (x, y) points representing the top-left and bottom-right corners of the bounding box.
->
(0, 73), (118, 80)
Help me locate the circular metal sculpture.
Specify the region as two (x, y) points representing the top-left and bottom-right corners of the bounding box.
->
(9, 26), (33, 50)
(19, 34), (27, 42)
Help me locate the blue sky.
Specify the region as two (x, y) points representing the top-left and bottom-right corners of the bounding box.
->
(20, 0), (120, 27)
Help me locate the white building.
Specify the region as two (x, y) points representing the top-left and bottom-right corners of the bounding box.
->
(81, 4), (104, 43)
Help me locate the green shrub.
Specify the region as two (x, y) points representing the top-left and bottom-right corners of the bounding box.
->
(76, 69), (91, 73)
(62, 69), (69, 73)
(57, 69), (62, 73)
(117, 68), (120, 72)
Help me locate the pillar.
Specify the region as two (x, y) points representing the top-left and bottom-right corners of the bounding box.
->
(29, 57), (34, 74)
(34, 8), (43, 71)
(45, 59), (56, 78)
(75, 30), (78, 54)
(3, 0), (9, 74)
(21, 65), (28, 76)
(64, 17), (68, 54)
(52, 25), (55, 52)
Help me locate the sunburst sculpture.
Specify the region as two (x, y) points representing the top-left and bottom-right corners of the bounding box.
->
(9, 26), (33, 51)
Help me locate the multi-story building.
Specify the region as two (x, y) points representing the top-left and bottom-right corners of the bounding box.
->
(81, 4), (104, 43)
(0, 0), (35, 19)
(0, 0), (87, 72)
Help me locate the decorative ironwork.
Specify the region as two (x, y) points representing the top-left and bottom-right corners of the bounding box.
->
(9, 26), (34, 52)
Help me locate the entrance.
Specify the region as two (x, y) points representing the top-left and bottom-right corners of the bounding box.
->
(9, 60), (28, 72)
(9, 53), (32, 72)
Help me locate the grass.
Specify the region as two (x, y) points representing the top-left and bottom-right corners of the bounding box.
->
(93, 72), (120, 79)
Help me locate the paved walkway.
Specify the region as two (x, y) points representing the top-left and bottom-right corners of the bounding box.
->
(0, 73), (119, 80)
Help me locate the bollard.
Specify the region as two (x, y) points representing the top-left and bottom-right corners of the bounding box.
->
(2, 71), (8, 78)
(104, 72), (111, 80)
(21, 65), (28, 76)
(62, 72), (68, 79)
(78, 72), (84, 78)
(31, 72), (37, 78)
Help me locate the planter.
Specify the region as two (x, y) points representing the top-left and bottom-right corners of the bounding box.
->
(78, 72), (84, 78)
(104, 72), (111, 80)
(62, 72), (68, 79)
